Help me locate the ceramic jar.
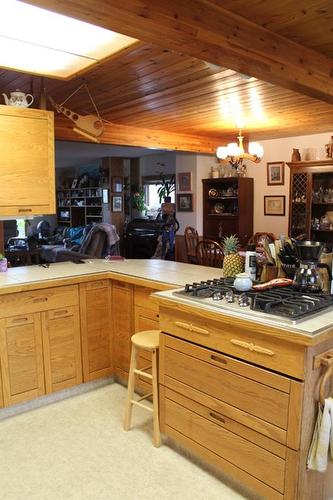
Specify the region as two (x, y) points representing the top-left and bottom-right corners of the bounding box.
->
(233, 272), (253, 291)
(291, 148), (301, 162)
(0, 258), (8, 272)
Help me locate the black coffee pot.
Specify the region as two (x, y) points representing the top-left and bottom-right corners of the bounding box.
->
(292, 241), (332, 293)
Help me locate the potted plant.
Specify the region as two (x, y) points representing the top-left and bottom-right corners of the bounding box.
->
(0, 253), (7, 272)
(157, 174), (175, 203)
(130, 185), (147, 217)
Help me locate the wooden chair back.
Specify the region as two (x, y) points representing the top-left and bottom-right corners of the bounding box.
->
(196, 239), (224, 268)
(184, 226), (199, 264)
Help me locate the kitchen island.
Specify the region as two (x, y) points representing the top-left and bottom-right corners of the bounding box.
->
(0, 259), (332, 499)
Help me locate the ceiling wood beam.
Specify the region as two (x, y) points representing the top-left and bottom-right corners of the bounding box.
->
(54, 116), (224, 153)
(25, 0), (333, 104)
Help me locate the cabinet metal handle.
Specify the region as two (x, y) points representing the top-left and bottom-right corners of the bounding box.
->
(175, 321), (209, 335)
(230, 339), (275, 356)
(211, 354), (227, 365)
(33, 297), (48, 303)
(18, 208), (32, 212)
(156, 314), (159, 319)
(12, 317), (28, 324)
(209, 412), (226, 424)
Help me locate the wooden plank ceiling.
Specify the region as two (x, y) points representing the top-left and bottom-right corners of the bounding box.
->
(0, 1), (332, 150)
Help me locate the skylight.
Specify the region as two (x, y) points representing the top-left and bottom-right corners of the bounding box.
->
(0, 0), (138, 79)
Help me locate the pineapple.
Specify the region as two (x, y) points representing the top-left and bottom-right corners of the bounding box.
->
(222, 234), (244, 277)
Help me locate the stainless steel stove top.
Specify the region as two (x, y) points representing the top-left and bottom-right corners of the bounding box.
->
(173, 278), (333, 325)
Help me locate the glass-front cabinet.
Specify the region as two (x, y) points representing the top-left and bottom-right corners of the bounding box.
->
(287, 160), (333, 243)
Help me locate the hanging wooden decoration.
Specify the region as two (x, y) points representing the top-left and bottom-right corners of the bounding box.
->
(48, 83), (104, 142)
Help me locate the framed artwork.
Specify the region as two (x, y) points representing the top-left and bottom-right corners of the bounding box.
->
(112, 176), (123, 193)
(267, 161), (285, 185)
(177, 193), (193, 212)
(178, 172), (192, 192)
(112, 195), (123, 212)
(264, 195), (286, 216)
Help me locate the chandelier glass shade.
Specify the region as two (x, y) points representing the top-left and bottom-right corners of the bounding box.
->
(216, 130), (264, 169)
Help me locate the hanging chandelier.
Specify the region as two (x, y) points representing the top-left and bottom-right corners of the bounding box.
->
(216, 129), (264, 169)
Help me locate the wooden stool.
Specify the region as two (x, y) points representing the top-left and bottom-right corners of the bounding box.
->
(123, 330), (161, 447)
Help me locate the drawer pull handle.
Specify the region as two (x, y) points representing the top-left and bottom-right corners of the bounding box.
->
(53, 309), (68, 317)
(175, 321), (209, 336)
(156, 314), (159, 319)
(209, 412), (226, 424)
(18, 208), (32, 213)
(230, 339), (275, 356)
(211, 354), (227, 364)
(12, 317), (29, 324)
(33, 297), (48, 303)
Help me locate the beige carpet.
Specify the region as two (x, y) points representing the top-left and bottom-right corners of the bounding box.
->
(0, 384), (248, 500)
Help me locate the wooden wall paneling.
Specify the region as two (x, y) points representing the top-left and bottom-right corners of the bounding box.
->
(26, 0), (333, 104)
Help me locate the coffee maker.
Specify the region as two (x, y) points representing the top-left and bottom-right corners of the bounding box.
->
(292, 241), (332, 293)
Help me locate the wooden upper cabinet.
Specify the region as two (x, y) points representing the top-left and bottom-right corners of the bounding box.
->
(0, 313), (45, 406)
(0, 105), (55, 216)
(42, 306), (82, 393)
(79, 281), (112, 382)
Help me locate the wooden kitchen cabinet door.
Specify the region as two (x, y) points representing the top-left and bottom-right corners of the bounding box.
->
(0, 105), (55, 216)
(42, 306), (82, 393)
(112, 280), (134, 380)
(79, 281), (112, 381)
(0, 313), (45, 406)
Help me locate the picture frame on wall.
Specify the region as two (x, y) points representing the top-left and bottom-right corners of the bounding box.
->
(178, 172), (192, 192)
(177, 193), (193, 212)
(264, 195), (285, 216)
(267, 161), (285, 185)
(112, 195), (123, 212)
(112, 176), (123, 193)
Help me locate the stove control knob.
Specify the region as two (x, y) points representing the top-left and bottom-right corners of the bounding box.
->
(225, 290), (234, 303)
(212, 291), (223, 301)
(238, 293), (250, 307)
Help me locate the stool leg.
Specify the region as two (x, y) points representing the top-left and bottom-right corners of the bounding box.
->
(123, 344), (137, 431)
(151, 348), (161, 447)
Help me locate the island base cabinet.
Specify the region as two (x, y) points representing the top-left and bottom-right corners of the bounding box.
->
(79, 281), (112, 382)
(112, 281), (134, 380)
(42, 306), (82, 393)
(0, 313), (45, 406)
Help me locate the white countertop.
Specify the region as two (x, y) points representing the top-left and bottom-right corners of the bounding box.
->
(0, 259), (224, 288)
(1, 258), (333, 337)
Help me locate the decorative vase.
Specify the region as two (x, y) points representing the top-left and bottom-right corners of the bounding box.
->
(0, 258), (8, 272)
(291, 148), (301, 162)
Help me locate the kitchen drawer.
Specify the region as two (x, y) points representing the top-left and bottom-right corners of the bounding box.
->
(160, 305), (305, 379)
(0, 286), (79, 318)
(134, 286), (159, 312)
(163, 388), (286, 494)
(161, 334), (290, 430)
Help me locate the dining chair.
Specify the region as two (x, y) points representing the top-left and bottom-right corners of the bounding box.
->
(184, 226), (199, 264)
(195, 239), (224, 268)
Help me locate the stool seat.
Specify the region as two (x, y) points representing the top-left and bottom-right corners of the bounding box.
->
(131, 330), (160, 350)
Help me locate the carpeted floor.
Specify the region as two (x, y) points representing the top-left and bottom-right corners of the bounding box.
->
(0, 384), (248, 499)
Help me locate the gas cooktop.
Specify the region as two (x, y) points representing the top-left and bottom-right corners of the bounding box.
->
(173, 278), (333, 325)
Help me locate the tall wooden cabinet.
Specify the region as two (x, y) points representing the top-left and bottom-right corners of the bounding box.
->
(202, 177), (253, 246)
(0, 105), (55, 216)
(287, 159), (333, 243)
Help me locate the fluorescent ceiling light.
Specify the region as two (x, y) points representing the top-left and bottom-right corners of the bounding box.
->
(0, 0), (138, 78)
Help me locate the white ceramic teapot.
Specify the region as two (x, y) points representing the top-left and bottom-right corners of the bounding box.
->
(2, 89), (34, 107)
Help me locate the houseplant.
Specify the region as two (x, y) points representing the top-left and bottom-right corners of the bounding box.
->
(157, 174), (175, 203)
(130, 185), (147, 217)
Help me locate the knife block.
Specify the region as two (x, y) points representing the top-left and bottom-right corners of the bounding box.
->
(260, 264), (278, 282)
